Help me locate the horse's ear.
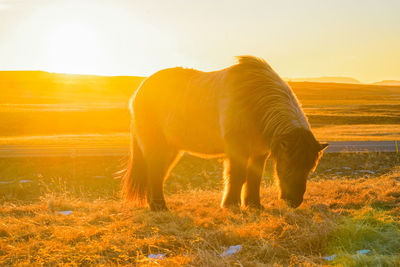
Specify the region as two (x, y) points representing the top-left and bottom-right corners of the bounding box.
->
(319, 143), (329, 151)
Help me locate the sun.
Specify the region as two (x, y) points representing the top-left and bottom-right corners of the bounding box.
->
(25, 1), (178, 76)
(23, 0), (124, 75)
(43, 21), (102, 74)
(9, 0), (184, 76)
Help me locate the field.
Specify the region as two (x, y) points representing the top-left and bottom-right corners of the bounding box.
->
(1, 71), (400, 142)
(0, 71), (400, 266)
(1, 153), (400, 266)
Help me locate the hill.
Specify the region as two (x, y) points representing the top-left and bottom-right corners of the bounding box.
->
(0, 71), (145, 104)
(3, 71), (400, 106)
(372, 80), (400, 86)
(1, 71), (400, 139)
(288, 81), (400, 105)
(286, 76), (360, 84)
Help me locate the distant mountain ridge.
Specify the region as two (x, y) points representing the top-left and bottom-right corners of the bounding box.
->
(285, 76), (361, 84)
(372, 80), (400, 86)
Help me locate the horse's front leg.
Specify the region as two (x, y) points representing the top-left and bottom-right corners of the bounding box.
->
(242, 154), (268, 209)
(221, 153), (248, 208)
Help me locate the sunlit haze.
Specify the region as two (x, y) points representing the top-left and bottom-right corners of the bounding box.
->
(0, 0), (399, 83)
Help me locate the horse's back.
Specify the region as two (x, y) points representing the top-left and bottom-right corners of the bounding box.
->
(132, 67), (226, 155)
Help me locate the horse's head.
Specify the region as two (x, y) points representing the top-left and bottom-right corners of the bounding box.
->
(272, 128), (328, 208)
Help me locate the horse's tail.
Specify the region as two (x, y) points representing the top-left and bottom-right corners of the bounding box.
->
(122, 134), (147, 205)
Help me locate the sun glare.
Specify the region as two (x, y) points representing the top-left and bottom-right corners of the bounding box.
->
(43, 22), (102, 74)
(20, 0), (177, 76)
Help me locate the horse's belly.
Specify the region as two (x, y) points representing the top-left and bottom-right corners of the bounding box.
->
(181, 133), (225, 155)
(165, 117), (225, 156)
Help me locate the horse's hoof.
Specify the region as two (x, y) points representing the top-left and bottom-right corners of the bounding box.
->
(221, 202), (241, 210)
(149, 204), (169, 212)
(243, 203), (264, 210)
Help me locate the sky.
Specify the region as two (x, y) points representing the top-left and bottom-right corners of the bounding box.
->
(0, 0), (399, 83)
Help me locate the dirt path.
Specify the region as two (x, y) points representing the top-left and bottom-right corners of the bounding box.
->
(326, 141), (398, 153)
(0, 141), (398, 157)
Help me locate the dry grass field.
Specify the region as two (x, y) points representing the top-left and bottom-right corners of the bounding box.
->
(0, 153), (399, 266)
(1, 71), (400, 266)
(0, 71), (400, 141)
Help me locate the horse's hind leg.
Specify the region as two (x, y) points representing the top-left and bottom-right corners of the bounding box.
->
(143, 144), (179, 211)
(221, 149), (249, 208)
(242, 154), (268, 209)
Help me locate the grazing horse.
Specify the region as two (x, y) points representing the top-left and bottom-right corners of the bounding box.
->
(123, 56), (328, 211)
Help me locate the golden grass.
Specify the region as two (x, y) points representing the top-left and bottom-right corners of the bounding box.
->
(312, 124), (400, 141)
(1, 153), (399, 266)
(290, 82), (400, 106)
(0, 123), (398, 151)
(1, 76), (400, 140)
(1, 73), (400, 265)
(1, 174), (399, 266)
(0, 133), (129, 146)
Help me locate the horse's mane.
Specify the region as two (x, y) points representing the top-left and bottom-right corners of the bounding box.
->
(226, 56), (311, 147)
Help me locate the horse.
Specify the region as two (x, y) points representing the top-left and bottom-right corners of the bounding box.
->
(123, 56), (328, 211)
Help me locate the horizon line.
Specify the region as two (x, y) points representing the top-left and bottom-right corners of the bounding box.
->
(1, 69), (400, 85)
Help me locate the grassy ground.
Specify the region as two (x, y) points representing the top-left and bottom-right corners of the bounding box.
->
(1, 72), (400, 266)
(2, 104), (400, 141)
(1, 72), (400, 140)
(0, 153), (399, 266)
(312, 124), (400, 141)
(1, 124), (399, 152)
(0, 133), (130, 147)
